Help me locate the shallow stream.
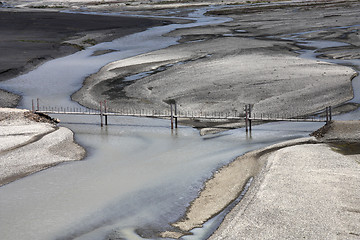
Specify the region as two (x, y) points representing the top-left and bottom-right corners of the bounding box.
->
(0, 8), (359, 240)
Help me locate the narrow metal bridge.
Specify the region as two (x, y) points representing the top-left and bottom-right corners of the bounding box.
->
(32, 99), (332, 132)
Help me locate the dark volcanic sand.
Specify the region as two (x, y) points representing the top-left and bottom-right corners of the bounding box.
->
(0, 10), (165, 106)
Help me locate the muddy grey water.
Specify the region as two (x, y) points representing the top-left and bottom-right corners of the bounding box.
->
(0, 10), (358, 240)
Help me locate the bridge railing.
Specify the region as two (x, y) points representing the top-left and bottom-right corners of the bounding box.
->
(32, 99), (332, 130)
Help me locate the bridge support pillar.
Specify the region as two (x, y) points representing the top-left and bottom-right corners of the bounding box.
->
(32, 99), (35, 113)
(326, 106), (332, 125)
(104, 100), (108, 126)
(245, 104), (252, 133)
(245, 105), (248, 133)
(174, 103), (178, 129)
(100, 101), (103, 127)
(171, 104), (174, 129)
(170, 103), (178, 129)
(248, 104), (252, 132)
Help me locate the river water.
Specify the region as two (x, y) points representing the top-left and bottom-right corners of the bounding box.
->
(0, 7), (359, 240)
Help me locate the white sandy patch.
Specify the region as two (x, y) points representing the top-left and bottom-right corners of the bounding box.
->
(72, 47), (203, 108)
(0, 108), (85, 186)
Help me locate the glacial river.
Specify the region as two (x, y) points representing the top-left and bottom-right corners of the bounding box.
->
(0, 7), (359, 240)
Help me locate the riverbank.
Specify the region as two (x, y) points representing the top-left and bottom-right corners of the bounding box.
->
(209, 120), (360, 239)
(161, 120), (360, 239)
(0, 108), (85, 186)
(0, 9), (167, 107)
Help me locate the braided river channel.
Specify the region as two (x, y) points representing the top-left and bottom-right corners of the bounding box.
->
(0, 7), (359, 240)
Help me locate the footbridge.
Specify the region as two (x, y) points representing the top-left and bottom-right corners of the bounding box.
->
(32, 99), (332, 132)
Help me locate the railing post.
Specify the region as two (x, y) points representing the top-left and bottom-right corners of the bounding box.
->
(329, 106), (332, 122)
(37, 98), (40, 111)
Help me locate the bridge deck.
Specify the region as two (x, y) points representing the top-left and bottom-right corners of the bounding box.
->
(34, 100), (332, 130)
(39, 110), (326, 122)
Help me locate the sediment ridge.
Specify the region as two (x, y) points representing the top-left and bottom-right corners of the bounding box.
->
(0, 108), (86, 186)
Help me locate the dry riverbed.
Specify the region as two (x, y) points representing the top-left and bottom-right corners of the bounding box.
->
(162, 120), (360, 239)
(0, 108), (85, 186)
(209, 121), (360, 240)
